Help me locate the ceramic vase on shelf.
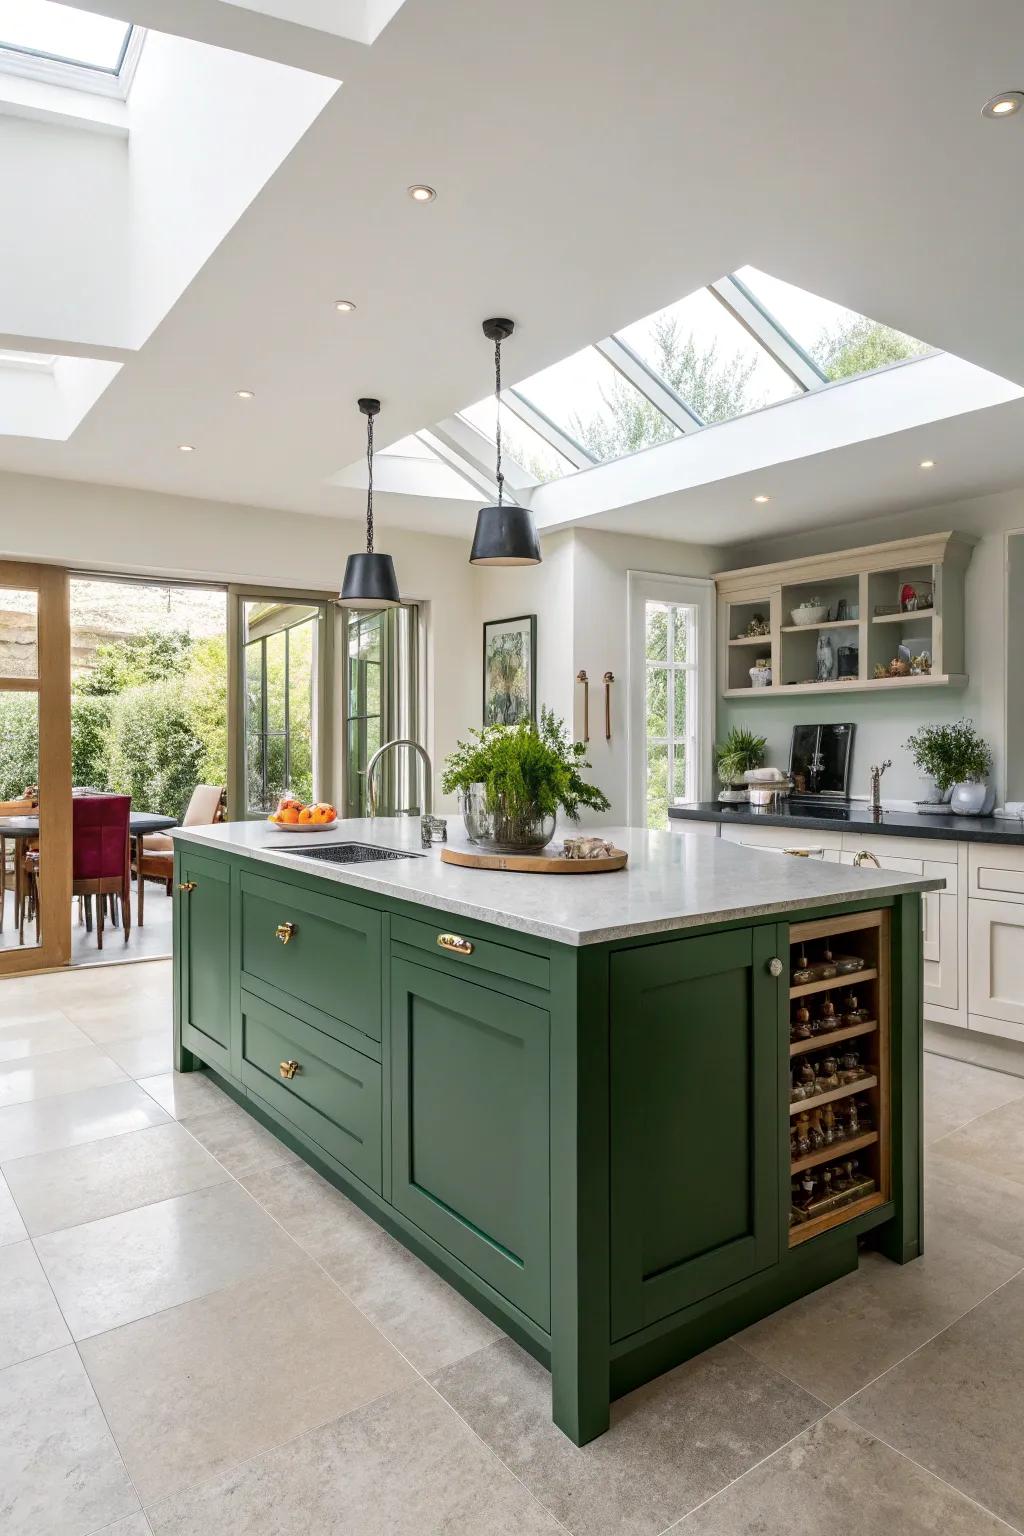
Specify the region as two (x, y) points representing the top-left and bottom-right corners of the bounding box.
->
(918, 779), (952, 806)
(950, 781), (996, 816)
(460, 784), (556, 853)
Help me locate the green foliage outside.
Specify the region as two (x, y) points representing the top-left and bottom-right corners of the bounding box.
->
(814, 319), (927, 382)
(0, 629), (228, 820)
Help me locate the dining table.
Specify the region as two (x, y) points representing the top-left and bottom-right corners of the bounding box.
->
(0, 811), (177, 942)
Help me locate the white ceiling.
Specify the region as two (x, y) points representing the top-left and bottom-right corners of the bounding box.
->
(1, 0), (1023, 547)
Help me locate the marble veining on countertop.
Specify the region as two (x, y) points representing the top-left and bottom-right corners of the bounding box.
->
(173, 817), (943, 947)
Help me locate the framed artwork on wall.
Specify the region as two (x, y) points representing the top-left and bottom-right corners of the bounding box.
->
(482, 614), (536, 725)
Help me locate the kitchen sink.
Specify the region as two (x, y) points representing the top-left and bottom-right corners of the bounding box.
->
(273, 842), (424, 865)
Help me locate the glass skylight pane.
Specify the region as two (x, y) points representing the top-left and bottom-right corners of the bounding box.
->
(0, 1), (131, 70)
(382, 434), (437, 459)
(459, 396), (576, 483)
(617, 288), (799, 424)
(514, 347), (679, 465)
(734, 266), (931, 382)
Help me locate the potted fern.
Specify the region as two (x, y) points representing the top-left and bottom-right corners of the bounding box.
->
(442, 708), (610, 852)
(714, 726), (768, 789)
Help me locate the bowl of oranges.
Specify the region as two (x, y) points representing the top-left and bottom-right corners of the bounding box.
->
(267, 796), (338, 831)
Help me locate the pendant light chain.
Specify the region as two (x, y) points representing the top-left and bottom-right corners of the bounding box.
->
(494, 335), (504, 508)
(365, 407), (375, 554)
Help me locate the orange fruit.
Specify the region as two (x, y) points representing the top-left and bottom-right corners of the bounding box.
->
(280, 807), (300, 824)
(298, 807), (314, 824)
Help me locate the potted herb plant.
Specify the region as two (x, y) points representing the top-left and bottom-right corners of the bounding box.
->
(904, 719), (995, 815)
(442, 707), (610, 852)
(714, 726), (768, 788)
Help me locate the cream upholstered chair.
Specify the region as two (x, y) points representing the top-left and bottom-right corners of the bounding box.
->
(136, 783), (224, 895)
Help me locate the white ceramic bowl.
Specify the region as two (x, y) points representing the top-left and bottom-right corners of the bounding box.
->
(267, 817), (338, 833)
(790, 604), (829, 626)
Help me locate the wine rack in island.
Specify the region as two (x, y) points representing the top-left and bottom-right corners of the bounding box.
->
(788, 910), (890, 1246)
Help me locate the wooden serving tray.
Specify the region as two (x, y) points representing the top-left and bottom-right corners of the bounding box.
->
(441, 845), (628, 874)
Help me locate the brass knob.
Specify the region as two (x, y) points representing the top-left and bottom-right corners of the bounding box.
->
(275, 921), (296, 944)
(177, 881), (197, 892)
(854, 851), (881, 869)
(279, 1059), (300, 1080)
(437, 933), (473, 955)
(768, 957), (784, 978)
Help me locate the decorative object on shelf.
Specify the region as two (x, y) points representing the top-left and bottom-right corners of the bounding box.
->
(874, 603), (901, 617)
(482, 614), (536, 726)
(837, 644), (859, 679)
(714, 726), (767, 787)
(900, 583), (919, 612)
(835, 599), (859, 621)
(905, 718), (993, 812)
(340, 398), (401, 607)
(469, 318), (542, 568)
(743, 613), (770, 637)
(749, 659), (772, 687)
(576, 669), (589, 741)
(815, 632), (836, 682)
(791, 600), (830, 626)
(420, 814), (448, 846)
(442, 706), (610, 853)
(792, 946), (814, 985)
(603, 672), (614, 740)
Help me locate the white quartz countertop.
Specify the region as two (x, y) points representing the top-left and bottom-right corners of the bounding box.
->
(172, 817), (943, 947)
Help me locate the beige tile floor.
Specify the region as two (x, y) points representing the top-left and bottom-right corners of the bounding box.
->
(1, 961), (1023, 1535)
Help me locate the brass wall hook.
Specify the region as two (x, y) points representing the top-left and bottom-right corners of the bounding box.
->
(603, 672), (614, 740)
(576, 670), (589, 741)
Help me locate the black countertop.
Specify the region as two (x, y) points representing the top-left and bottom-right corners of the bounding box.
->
(669, 801), (1024, 846)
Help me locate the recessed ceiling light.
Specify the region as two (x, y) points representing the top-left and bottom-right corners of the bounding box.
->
(919, 459), (935, 469)
(334, 299), (357, 313)
(178, 443), (195, 452)
(236, 389), (255, 400)
(407, 184), (436, 203)
(981, 90), (1023, 119)
(753, 494), (770, 503)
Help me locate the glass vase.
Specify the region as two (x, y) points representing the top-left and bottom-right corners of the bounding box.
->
(460, 785), (556, 853)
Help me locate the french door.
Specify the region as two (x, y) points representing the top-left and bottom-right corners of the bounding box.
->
(0, 562), (72, 974)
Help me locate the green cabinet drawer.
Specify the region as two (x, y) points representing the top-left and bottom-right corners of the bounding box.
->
(390, 956), (550, 1328)
(610, 925), (783, 1339)
(240, 870), (382, 1042)
(391, 914), (549, 992)
(240, 990), (381, 1192)
(176, 850), (232, 1074)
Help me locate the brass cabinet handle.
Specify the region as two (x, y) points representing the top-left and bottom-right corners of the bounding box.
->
(275, 921), (296, 944)
(279, 1059), (300, 1080)
(768, 957), (784, 978)
(177, 881), (197, 892)
(438, 933), (473, 956)
(853, 850), (881, 868)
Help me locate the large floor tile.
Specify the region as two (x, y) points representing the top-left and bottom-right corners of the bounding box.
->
(146, 1378), (563, 1535)
(182, 1100), (298, 1178)
(83, 1263), (415, 1504)
(137, 1069), (231, 1120)
(0, 1240), (71, 1369)
(431, 1336), (825, 1536)
(737, 1224), (1023, 1405)
(924, 1053), (1024, 1145)
(95, 1516), (154, 1535)
(929, 1094), (1024, 1189)
(926, 1143), (1024, 1260)
(101, 1033), (174, 1080)
(0, 1078), (170, 1160)
(0, 1169), (27, 1246)
(0, 1011), (92, 1063)
(0, 1043), (126, 1109)
(845, 1271), (1024, 1530)
(244, 1161), (501, 1373)
(66, 996), (173, 1043)
(672, 1411), (1011, 1535)
(3, 1121), (229, 1236)
(35, 1180), (304, 1338)
(0, 1344), (139, 1536)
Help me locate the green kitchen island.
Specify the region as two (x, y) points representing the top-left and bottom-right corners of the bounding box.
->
(172, 816), (937, 1445)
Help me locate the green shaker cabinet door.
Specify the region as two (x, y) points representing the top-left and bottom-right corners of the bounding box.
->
(390, 957), (550, 1329)
(177, 851), (232, 1073)
(610, 925), (783, 1339)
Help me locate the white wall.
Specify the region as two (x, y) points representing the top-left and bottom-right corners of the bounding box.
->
(718, 489), (1023, 801)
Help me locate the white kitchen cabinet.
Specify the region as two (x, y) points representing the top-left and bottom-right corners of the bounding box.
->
(718, 824), (843, 860)
(968, 898), (1024, 1040)
(969, 843), (1024, 905)
(838, 850), (958, 1014)
(668, 818), (720, 838)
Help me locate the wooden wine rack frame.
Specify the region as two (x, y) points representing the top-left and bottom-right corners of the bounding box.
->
(788, 908), (891, 1247)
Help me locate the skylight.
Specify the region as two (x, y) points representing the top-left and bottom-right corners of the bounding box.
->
(0, 2), (138, 94)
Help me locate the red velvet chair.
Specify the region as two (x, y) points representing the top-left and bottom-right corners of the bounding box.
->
(22, 794), (132, 948)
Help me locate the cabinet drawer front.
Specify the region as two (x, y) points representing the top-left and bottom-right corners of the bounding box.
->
(970, 845), (1024, 904)
(390, 957), (550, 1328)
(968, 899), (1024, 1029)
(840, 832), (958, 866)
(240, 871), (381, 1041)
(240, 991), (381, 1191)
(177, 851), (232, 1071)
(721, 825), (842, 855)
(391, 914), (549, 992)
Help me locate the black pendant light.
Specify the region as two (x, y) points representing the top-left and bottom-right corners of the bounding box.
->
(469, 318), (542, 567)
(340, 397), (401, 607)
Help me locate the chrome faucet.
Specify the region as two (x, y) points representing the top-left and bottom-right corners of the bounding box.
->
(869, 759), (891, 815)
(364, 738), (433, 817)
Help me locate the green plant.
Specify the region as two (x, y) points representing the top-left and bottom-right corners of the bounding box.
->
(905, 718), (993, 791)
(714, 725), (767, 785)
(442, 707), (610, 834)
